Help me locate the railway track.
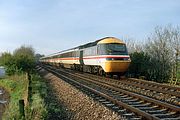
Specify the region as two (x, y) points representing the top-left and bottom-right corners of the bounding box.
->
(72, 71), (180, 106)
(41, 65), (180, 120)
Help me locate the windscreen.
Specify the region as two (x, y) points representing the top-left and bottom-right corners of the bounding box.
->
(98, 43), (128, 55)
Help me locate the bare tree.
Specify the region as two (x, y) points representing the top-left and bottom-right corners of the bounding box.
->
(126, 25), (180, 83)
(145, 26), (174, 82)
(123, 37), (144, 53)
(13, 45), (35, 58)
(167, 25), (180, 84)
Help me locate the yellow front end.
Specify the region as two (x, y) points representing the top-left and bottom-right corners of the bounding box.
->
(103, 60), (131, 73)
(98, 37), (131, 73)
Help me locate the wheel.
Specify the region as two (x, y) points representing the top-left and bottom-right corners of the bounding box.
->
(99, 68), (105, 76)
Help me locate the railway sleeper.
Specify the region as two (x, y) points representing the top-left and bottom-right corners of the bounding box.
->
(131, 103), (151, 107)
(129, 117), (142, 120)
(112, 106), (119, 110)
(94, 96), (102, 100)
(152, 112), (176, 118)
(122, 112), (138, 119)
(117, 93), (125, 96)
(127, 101), (144, 105)
(101, 101), (111, 104)
(120, 98), (134, 101)
(89, 93), (95, 97)
(147, 108), (167, 114)
(105, 103), (115, 107)
(114, 107), (140, 119)
(111, 95), (130, 100)
(123, 113), (135, 117)
(111, 90), (120, 94)
(138, 106), (158, 111)
(117, 109), (127, 113)
(122, 114), (140, 120)
(124, 98), (139, 102)
(161, 116), (180, 120)
(119, 96), (132, 99)
(98, 99), (107, 102)
(111, 92), (120, 95)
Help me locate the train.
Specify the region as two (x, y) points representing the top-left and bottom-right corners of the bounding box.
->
(40, 37), (131, 77)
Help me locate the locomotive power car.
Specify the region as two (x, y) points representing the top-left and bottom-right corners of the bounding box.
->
(40, 37), (131, 77)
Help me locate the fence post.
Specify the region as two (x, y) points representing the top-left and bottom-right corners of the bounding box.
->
(19, 99), (25, 117)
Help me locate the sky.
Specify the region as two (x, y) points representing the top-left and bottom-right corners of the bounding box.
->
(0, 0), (180, 55)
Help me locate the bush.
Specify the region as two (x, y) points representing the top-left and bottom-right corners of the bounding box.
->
(0, 46), (35, 75)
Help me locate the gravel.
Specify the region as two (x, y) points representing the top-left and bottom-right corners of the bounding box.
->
(39, 68), (124, 120)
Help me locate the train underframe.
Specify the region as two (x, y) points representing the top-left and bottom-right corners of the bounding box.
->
(44, 62), (125, 79)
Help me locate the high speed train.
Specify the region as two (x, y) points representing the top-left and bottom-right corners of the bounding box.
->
(40, 37), (131, 77)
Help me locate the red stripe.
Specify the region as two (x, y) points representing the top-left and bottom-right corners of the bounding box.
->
(48, 56), (129, 61)
(83, 56), (129, 59)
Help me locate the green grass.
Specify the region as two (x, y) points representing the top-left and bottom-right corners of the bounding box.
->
(26, 72), (69, 119)
(0, 74), (28, 119)
(0, 71), (68, 119)
(25, 74), (47, 119)
(0, 73), (48, 119)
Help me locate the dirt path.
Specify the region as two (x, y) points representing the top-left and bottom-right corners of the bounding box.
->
(38, 68), (125, 120)
(0, 87), (9, 120)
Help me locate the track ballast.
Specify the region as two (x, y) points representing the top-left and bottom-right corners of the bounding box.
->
(41, 64), (180, 120)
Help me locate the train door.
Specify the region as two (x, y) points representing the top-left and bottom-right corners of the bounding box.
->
(74, 49), (79, 64)
(96, 45), (101, 65)
(79, 50), (84, 65)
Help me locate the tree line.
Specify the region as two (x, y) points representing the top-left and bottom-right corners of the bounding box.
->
(0, 46), (36, 76)
(126, 25), (180, 83)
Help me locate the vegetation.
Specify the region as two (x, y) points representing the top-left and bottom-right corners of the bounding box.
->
(128, 52), (151, 78)
(0, 73), (49, 119)
(0, 74), (28, 119)
(0, 52), (16, 75)
(25, 74), (47, 119)
(26, 71), (69, 119)
(0, 45), (42, 119)
(0, 45), (67, 119)
(13, 46), (35, 74)
(25, 72), (68, 119)
(0, 45), (35, 76)
(127, 25), (180, 84)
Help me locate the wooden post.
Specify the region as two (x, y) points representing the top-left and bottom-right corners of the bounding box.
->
(28, 86), (32, 102)
(19, 99), (25, 117)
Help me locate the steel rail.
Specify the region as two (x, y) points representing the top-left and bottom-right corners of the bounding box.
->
(61, 68), (180, 106)
(128, 78), (180, 91)
(66, 70), (180, 112)
(68, 69), (180, 98)
(43, 66), (160, 120)
(42, 65), (180, 119)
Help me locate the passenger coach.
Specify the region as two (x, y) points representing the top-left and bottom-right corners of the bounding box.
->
(40, 37), (131, 77)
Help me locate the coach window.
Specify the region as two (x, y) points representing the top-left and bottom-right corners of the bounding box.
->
(97, 44), (105, 55)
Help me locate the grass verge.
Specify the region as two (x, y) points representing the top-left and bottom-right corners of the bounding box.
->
(25, 74), (47, 119)
(0, 73), (48, 119)
(0, 70), (68, 119)
(0, 74), (28, 119)
(26, 71), (69, 119)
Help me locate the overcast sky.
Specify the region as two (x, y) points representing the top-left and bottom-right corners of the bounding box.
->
(0, 0), (180, 55)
